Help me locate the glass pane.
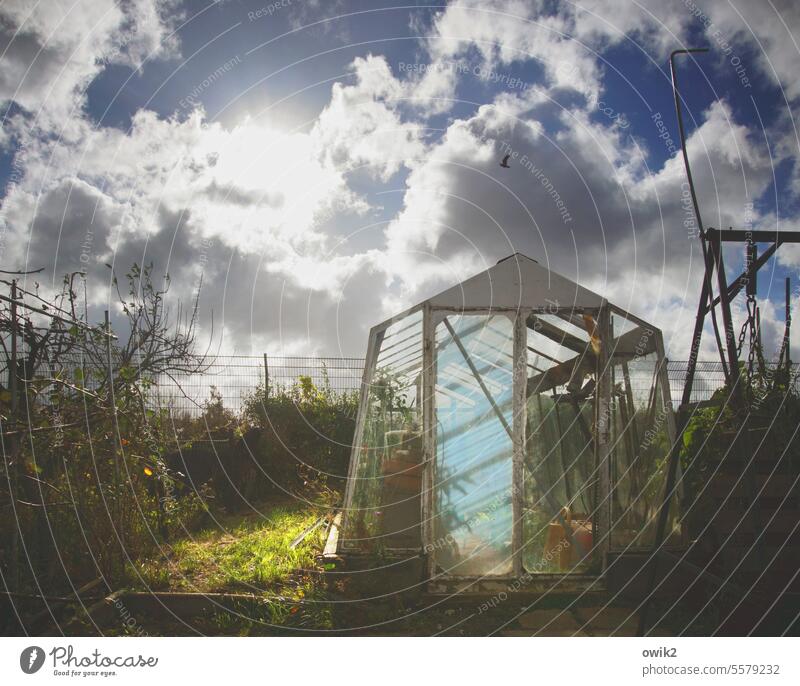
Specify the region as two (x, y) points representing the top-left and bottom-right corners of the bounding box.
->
(608, 315), (680, 548)
(342, 311), (424, 550)
(433, 314), (514, 576)
(523, 310), (598, 573)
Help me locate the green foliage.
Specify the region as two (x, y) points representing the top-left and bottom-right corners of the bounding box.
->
(680, 380), (800, 530)
(682, 382), (800, 467)
(240, 376), (358, 497)
(1, 263), (207, 602)
(11, 384), (210, 589)
(1, 261), (358, 618)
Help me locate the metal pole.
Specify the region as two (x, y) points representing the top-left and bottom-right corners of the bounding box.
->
(670, 48), (728, 378)
(670, 48), (709, 237)
(10, 281), (18, 416)
(421, 307), (436, 575)
(511, 312), (526, 577)
(639, 240), (742, 635)
(264, 353), (269, 398)
(595, 306), (612, 564)
(785, 277), (792, 370)
(639, 49), (714, 634)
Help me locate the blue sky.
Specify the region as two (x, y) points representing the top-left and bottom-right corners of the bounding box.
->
(1, 0), (799, 360)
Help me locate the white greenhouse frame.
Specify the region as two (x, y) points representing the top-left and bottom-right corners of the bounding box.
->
(337, 253), (679, 587)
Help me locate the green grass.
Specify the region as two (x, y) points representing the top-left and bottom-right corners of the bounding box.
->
(120, 500), (336, 634)
(132, 502), (326, 595)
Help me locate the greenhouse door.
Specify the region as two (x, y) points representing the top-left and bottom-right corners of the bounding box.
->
(522, 307), (609, 574)
(432, 313), (515, 576)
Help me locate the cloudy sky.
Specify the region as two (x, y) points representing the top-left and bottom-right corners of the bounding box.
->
(1, 0), (799, 362)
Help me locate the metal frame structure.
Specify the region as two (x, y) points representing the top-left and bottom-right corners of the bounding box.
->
(637, 50), (800, 635)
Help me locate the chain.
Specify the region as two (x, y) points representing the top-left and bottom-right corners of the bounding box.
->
(745, 296), (759, 379)
(736, 295), (759, 381)
(736, 301), (750, 357)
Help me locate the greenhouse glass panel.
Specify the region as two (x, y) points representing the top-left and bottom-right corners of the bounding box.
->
(433, 313), (514, 576)
(522, 310), (599, 573)
(607, 313), (680, 548)
(342, 309), (424, 550)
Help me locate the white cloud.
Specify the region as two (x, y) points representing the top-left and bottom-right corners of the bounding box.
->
(421, 0), (604, 106)
(3, 107), (376, 282)
(312, 54), (426, 182)
(2, 0), (799, 361)
(701, 0), (800, 101)
(379, 88), (781, 359)
(1, 48), (423, 353)
(571, 0), (691, 57)
(0, 0), (181, 126)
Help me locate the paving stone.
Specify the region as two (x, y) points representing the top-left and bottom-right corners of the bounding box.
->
(517, 609), (582, 632)
(575, 606), (640, 635)
(646, 628), (677, 637)
(495, 629), (588, 638)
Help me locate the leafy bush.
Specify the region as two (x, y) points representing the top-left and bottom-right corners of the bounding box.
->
(239, 375), (358, 500)
(680, 377), (800, 536)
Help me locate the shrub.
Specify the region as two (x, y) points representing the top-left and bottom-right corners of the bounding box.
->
(240, 375), (358, 500)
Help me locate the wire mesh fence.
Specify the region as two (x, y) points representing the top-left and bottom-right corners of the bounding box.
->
(151, 357), (800, 416)
(151, 355), (364, 415)
(667, 360), (800, 405)
(3, 352), (798, 417)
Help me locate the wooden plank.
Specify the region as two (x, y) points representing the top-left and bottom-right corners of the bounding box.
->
(322, 512), (342, 559)
(290, 514), (329, 550)
(27, 577), (107, 631)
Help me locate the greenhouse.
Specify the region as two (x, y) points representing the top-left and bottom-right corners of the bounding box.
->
(337, 253), (680, 586)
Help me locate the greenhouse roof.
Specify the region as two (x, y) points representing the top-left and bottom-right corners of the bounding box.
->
(426, 253), (606, 311)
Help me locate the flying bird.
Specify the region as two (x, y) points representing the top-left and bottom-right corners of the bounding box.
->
(499, 154), (511, 168)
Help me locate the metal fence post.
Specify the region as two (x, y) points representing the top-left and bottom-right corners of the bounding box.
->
(9, 280), (19, 588)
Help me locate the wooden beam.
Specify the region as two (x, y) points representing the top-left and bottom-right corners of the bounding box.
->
(705, 240), (780, 314)
(526, 324), (656, 395)
(709, 234), (742, 398)
(527, 314), (588, 355)
(607, 325), (658, 358)
(708, 227), (800, 243)
(322, 512), (342, 559)
(527, 354), (591, 395)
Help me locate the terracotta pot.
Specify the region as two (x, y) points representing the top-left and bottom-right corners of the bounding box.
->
(570, 519), (593, 564)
